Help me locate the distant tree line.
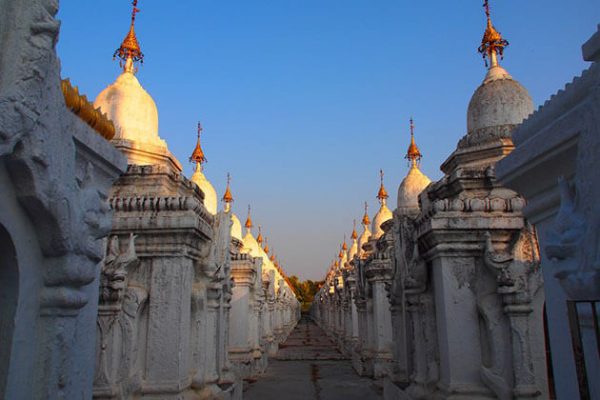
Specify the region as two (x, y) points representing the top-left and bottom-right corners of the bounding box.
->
(287, 276), (324, 312)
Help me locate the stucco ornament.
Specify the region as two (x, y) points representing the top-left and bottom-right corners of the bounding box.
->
(546, 176), (599, 299)
(480, 229), (543, 400)
(100, 233), (138, 304)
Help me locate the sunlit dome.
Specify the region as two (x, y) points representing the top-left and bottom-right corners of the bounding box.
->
(231, 213), (242, 241)
(348, 222), (359, 260)
(372, 204), (392, 239)
(221, 173), (241, 239)
(94, 69), (164, 148)
(397, 119), (431, 214)
(243, 230), (261, 257)
(188, 123), (217, 215)
(397, 166), (431, 213)
(371, 170), (393, 239)
(358, 203), (371, 255)
(242, 206), (261, 256)
(191, 165), (217, 215)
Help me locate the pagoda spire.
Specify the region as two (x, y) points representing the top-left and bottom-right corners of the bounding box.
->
(362, 202), (370, 226)
(256, 226), (263, 245)
(377, 169), (389, 205)
(244, 205), (253, 234)
(189, 122), (207, 173)
(222, 173), (233, 212)
(114, 0), (144, 73)
(351, 219), (358, 240)
(405, 117), (423, 168)
(478, 0), (509, 68)
(263, 238), (270, 254)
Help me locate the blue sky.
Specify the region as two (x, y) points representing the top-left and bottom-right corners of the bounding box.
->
(57, 1), (600, 280)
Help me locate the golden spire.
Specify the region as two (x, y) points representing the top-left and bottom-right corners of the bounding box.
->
(222, 173), (233, 204)
(405, 117), (423, 167)
(245, 205), (253, 230)
(342, 235), (348, 251)
(256, 226), (263, 245)
(478, 0), (509, 68)
(189, 122), (207, 167)
(362, 202), (371, 226)
(377, 169), (389, 202)
(263, 238), (270, 254)
(351, 219), (358, 240)
(270, 251), (276, 262)
(114, 0), (144, 72)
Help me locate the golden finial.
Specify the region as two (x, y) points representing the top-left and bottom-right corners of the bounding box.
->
(351, 220), (358, 240)
(189, 122), (207, 166)
(342, 235), (348, 251)
(263, 238), (270, 254)
(405, 117), (423, 167)
(270, 251), (276, 262)
(377, 169), (389, 201)
(222, 173), (234, 204)
(334, 259), (339, 268)
(114, 0), (144, 72)
(478, 0), (509, 68)
(362, 202), (371, 226)
(245, 205), (253, 230)
(256, 226), (263, 245)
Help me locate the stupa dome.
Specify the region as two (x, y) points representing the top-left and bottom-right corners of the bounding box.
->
(94, 69), (164, 147)
(397, 165), (431, 213)
(191, 166), (217, 215)
(372, 170), (393, 239)
(372, 204), (392, 240)
(466, 66), (533, 135)
(231, 213), (243, 241)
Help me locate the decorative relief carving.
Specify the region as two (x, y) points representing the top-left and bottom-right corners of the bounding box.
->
(479, 228), (543, 399)
(100, 233), (138, 305)
(546, 176), (600, 299)
(422, 195), (525, 218)
(94, 233), (148, 398)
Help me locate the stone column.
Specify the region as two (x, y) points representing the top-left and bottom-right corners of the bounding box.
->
(266, 299), (277, 356)
(142, 257), (194, 394)
(229, 260), (255, 375)
(366, 260), (394, 378)
(204, 284), (221, 385)
(430, 255), (487, 397)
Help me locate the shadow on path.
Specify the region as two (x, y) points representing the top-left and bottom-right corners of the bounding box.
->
(243, 316), (382, 400)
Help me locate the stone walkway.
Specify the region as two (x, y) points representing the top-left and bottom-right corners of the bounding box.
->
(244, 316), (382, 400)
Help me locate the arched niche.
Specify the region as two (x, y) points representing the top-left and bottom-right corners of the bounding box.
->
(0, 223), (18, 399)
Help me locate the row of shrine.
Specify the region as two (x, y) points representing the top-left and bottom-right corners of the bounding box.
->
(94, 2), (302, 397)
(311, 3), (600, 400)
(0, 0), (299, 399)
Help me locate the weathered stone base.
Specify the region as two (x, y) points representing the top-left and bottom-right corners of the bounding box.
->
(352, 352), (374, 377)
(383, 377), (412, 400)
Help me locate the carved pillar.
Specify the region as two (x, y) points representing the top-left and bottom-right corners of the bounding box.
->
(365, 259), (394, 378)
(204, 285), (221, 385)
(228, 259), (255, 374)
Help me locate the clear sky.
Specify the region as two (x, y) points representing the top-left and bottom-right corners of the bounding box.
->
(57, 1), (600, 280)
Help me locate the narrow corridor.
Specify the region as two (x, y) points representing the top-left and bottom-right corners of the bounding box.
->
(244, 316), (382, 400)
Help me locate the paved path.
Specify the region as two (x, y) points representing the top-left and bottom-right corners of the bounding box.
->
(244, 316), (382, 400)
